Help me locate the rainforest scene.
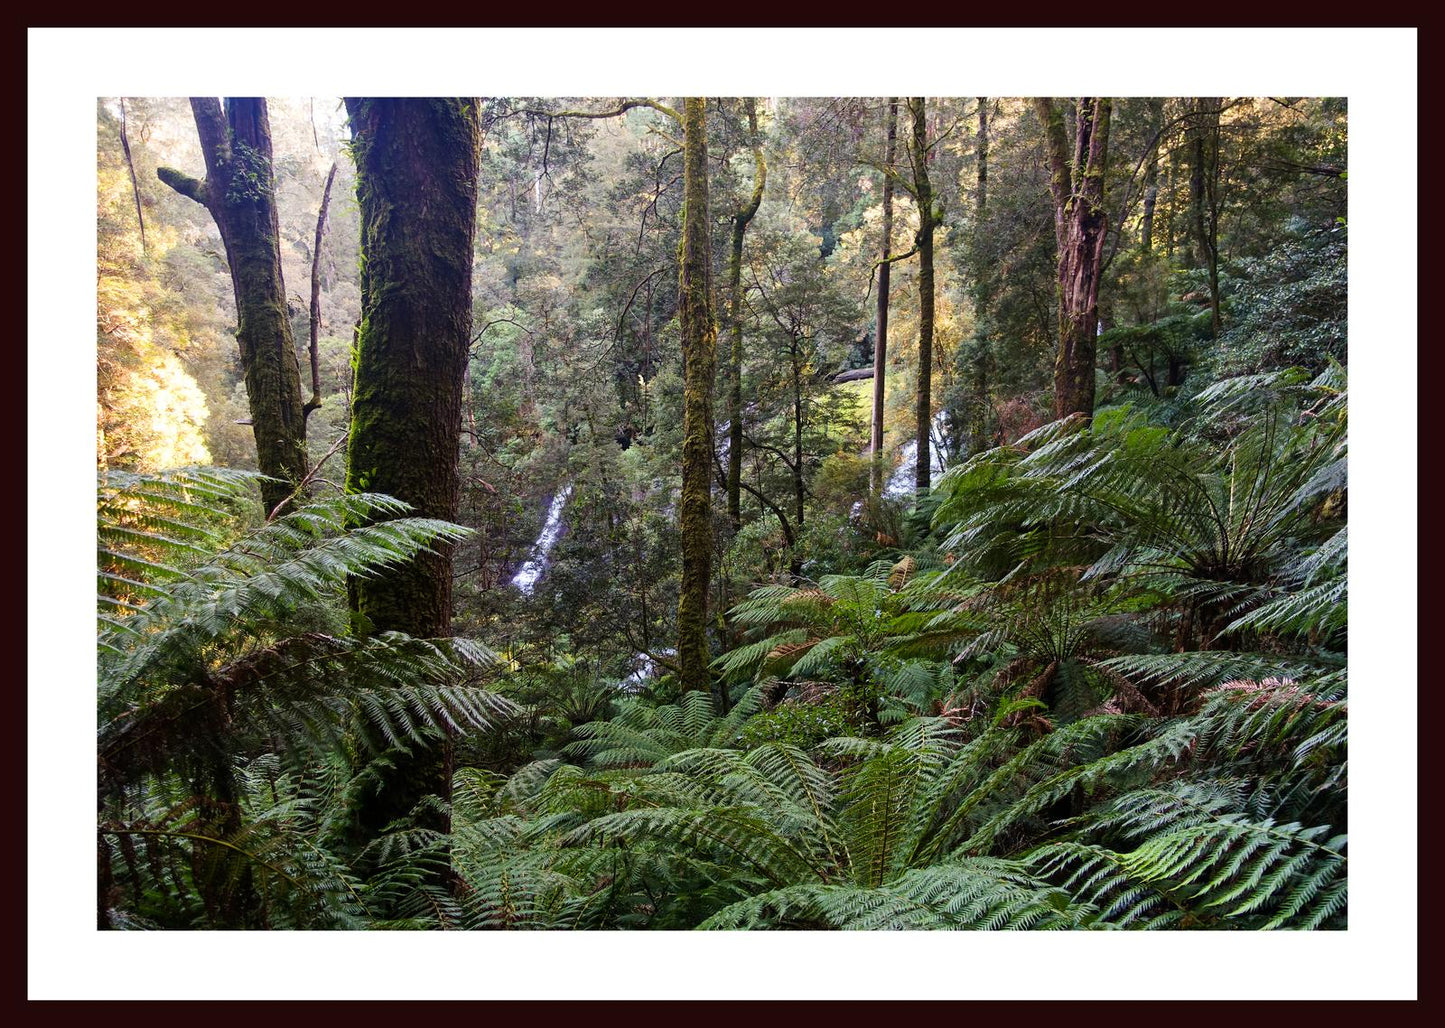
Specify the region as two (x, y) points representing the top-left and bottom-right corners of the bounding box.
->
(86, 84), (1359, 945)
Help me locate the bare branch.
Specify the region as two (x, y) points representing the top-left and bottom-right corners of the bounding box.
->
(267, 432), (349, 521)
(304, 160), (338, 420)
(118, 99), (147, 256)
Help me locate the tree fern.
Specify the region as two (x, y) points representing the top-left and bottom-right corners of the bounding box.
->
(698, 858), (1089, 930)
(1043, 780), (1347, 929)
(563, 688), (762, 768)
(97, 468), (513, 928)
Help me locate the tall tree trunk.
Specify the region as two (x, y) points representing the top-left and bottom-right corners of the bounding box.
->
(157, 98), (309, 515)
(1191, 97), (1224, 336)
(1140, 97), (1163, 253)
(791, 342), (805, 530)
(304, 160), (338, 424)
(1036, 96), (1111, 420)
(966, 97), (990, 455)
(342, 97), (482, 837)
(727, 98), (765, 529)
(676, 97), (717, 697)
(1165, 145), (1176, 260)
(909, 97), (936, 493)
(870, 99), (897, 497)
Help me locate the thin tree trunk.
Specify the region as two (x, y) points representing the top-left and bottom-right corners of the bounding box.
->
(1165, 144), (1176, 260)
(1190, 104), (1207, 269)
(1192, 97), (1224, 336)
(157, 98), (309, 515)
(792, 342), (805, 530)
(304, 160), (337, 424)
(870, 99), (897, 497)
(1036, 96), (1111, 420)
(1140, 97), (1163, 253)
(342, 97), (482, 840)
(676, 97), (717, 697)
(1102, 299), (1126, 384)
(118, 99), (147, 257)
(966, 97), (990, 454)
(727, 98), (765, 529)
(910, 97), (936, 493)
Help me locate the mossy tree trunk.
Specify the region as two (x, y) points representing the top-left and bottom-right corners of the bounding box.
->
(676, 97), (717, 697)
(870, 99), (897, 497)
(1036, 96), (1112, 420)
(908, 97), (937, 493)
(342, 97), (482, 836)
(1190, 97), (1224, 337)
(726, 98), (765, 529)
(1140, 97), (1163, 253)
(157, 98), (308, 515)
(790, 337), (805, 531)
(965, 97), (992, 454)
(1165, 147), (1177, 260)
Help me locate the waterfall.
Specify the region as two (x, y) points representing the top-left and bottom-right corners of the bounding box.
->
(883, 412), (949, 499)
(510, 484), (573, 595)
(618, 648), (676, 693)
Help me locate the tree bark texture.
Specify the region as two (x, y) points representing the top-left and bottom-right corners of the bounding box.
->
(870, 99), (897, 497)
(966, 97), (991, 454)
(727, 98), (765, 529)
(1190, 97), (1224, 336)
(157, 98), (309, 514)
(676, 97), (717, 696)
(1036, 96), (1111, 420)
(343, 98), (481, 640)
(340, 98), (481, 848)
(909, 98), (936, 493)
(1140, 97), (1163, 253)
(791, 343), (805, 530)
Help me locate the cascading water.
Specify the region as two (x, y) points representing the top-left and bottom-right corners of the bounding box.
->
(618, 648), (676, 693)
(883, 411), (950, 498)
(510, 484), (573, 595)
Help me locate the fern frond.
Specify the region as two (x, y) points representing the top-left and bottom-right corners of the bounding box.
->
(1084, 781), (1347, 928)
(699, 857), (1088, 930)
(1097, 650), (1343, 694)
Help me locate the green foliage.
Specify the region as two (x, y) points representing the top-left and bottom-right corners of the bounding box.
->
(413, 371), (1347, 932)
(1033, 777), (1346, 929)
(714, 558), (945, 729)
(90, 97), (1351, 939)
(931, 371), (1346, 676)
(224, 139), (275, 205)
(97, 468), (512, 929)
(1211, 223), (1347, 377)
(450, 664), (1343, 930)
(563, 688), (764, 768)
(740, 692), (853, 749)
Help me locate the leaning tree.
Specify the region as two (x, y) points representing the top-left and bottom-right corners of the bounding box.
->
(157, 97), (309, 514)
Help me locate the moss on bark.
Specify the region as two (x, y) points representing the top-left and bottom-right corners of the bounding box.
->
(870, 100), (897, 497)
(677, 97), (717, 696)
(1035, 97), (1112, 420)
(342, 97), (482, 839)
(343, 98), (481, 639)
(726, 99), (765, 529)
(910, 98), (936, 494)
(156, 98), (308, 514)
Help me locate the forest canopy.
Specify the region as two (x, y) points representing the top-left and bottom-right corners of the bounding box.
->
(30, 24), (1419, 1001)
